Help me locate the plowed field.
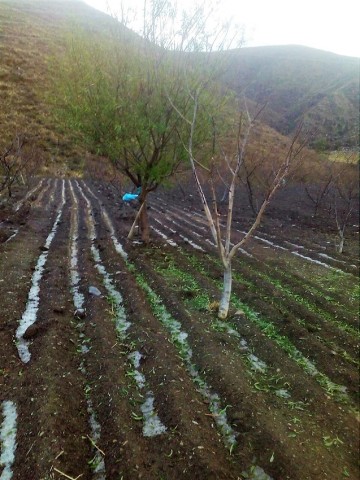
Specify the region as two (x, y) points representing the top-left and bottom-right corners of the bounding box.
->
(0, 178), (359, 480)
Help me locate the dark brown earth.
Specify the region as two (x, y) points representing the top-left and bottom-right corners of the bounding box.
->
(0, 177), (359, 480)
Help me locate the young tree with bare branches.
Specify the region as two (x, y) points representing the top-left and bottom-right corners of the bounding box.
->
(170, 85), (307, 318)
(0, 135), (33, 198)
(330, 158), (358, 254)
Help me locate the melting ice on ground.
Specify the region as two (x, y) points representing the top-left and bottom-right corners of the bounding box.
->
(141, 394), (167, 438)
(0, 401), (17, 480)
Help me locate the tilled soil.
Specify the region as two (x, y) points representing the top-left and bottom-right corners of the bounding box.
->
(0, 177), (359, 480)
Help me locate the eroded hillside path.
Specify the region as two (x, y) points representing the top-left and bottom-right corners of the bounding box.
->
(0, 178), (359, 480)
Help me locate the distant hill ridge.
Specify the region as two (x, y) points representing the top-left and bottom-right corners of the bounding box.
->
(0, 0), (358, 155)
(214, 45), (359, 149)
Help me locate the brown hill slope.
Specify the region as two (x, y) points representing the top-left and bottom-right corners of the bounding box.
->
(0, 0), (130, 166)
(213, 45), (359, 149)
(0, 0), (326, 173)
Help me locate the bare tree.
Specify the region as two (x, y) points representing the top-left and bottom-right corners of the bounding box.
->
(171, 88), (307, 318)
(330, 159), (358, 254)
(303, 157), (334, 218)
(0, 135), (31, 198)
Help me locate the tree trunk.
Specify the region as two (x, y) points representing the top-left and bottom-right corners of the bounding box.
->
(337, 232), (345, 254)
(128, 202), (145, 240)
(139, 198), (150, 243)
(218, 263), (232, 319)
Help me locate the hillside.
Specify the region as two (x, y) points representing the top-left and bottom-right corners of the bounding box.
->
(216, 45), (359, 149)
(0, 0), (357, 165)
(0, 0), (137, 168)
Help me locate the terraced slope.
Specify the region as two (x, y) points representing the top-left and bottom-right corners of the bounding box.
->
(0, 178), (358, 480)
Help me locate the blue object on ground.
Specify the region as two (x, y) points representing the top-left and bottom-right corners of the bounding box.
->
(123, 193), (139, 202)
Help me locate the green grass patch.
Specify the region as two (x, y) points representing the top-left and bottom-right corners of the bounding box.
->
(168, 250), (357, 410)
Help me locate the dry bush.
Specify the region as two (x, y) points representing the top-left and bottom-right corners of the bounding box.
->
(0, 134), (44, 197)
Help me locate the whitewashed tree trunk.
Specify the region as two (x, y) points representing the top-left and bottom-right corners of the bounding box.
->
(170, 87), (306, 319)
(218, 263), (232, 319)
(337, 230), (345, 254)
(338, 236), (345, 254)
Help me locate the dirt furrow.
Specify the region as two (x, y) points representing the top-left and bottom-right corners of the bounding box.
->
(65, 179), (359, 479)
(0, 179), (64, 389)
(149, 239), (359, 408)
(130, 251), (358, 480)
(135, 246), (359, 432)
(152, 205), (358, 357)
(72, 180), (242, 479)
(5, 181), (93, 480)
(155, 197), (356, 275)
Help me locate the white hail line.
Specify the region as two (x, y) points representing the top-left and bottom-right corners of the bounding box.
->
(164, 215), (202, 239)
(165, 207), (252, 257)
(318, 252), (352, 266)
(78, 184), (166, 437)
(14, 178), (44, 212)
(285, 241), (305, 249)
(151, 226), (178, 247)
(75, 182), (130, 337)
(178, 233), (204, 251)
(141, 281), (237, 450)
(81, 182), (127, 260)
(32, 178), (51, 207)
(154, 216), (204, 251)
(46, 179), (58, 210)
(253, 234), (287, 251)
(292, 251), (342, 272)
(211, 320), (290, 399)
(128, 352), (167, 437)
(68, 181), (85, 315)
(193, 210), (333, 264)
(153, 217), (176, 234)
(69, 181), (106, 479)
(15, 180), (66, 363)
(170, 209), (207, 232)
(159, 211), (253, 257)
(155, 217), (204, 252)
(0, 401), (18, 480)
(4, 230), (18, 244)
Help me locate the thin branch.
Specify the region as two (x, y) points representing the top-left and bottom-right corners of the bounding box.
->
(86, 434), (105, 456)
(128, 201), (146, 239)
(53, 468), (83, 480)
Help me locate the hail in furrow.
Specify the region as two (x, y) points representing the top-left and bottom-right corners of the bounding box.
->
(234, 300), (353, 408)
(69, 181), (106, 479)
(15, 180), (66, 363)
(163, 205), (207, 232)
(153, 216), (204, 251)
(153, 217), (176, 235)
(14, 178), (45, 212)
(46, 179), (58, 210)
(76, 183), (166, 437)
(32, 178), (52, 208)
(163, 214), (203, 239)
(128, 352), (167, 437)
(236, 226), (346, 272)
(135, 276), (238, 451)
(318, 252), (350, 265)
(68, 181), (85, 315)
(211, 319), (291, 398)
(4, 230), (18, 244)
(150, 225), (178, 247)
(187, 211), (253, 256)
(81, 182), (127, 260)
(292, 251), (342, 272)
(0, 401), (18, 480)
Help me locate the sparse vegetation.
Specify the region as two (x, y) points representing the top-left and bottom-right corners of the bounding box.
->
(0, 1), (358, 479)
